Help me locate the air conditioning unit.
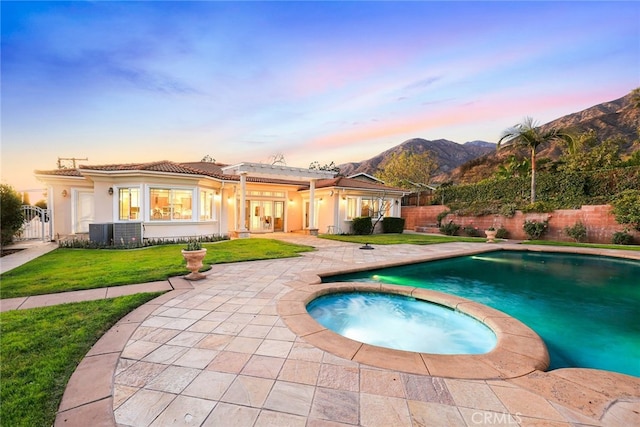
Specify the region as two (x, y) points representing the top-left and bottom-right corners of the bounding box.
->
(113, 223), (142, 245)
(89, 223), (114, 245)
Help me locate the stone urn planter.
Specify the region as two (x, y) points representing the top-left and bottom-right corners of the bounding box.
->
(485, 229), (497, 243)
(181, 243), (207, 280)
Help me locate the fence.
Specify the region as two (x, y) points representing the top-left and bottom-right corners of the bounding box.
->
(17, 205), (52, 242)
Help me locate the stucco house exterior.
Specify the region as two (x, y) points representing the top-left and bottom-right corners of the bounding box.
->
(34, 160), (406, 243)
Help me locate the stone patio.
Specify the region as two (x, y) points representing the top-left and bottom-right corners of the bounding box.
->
(55, 235), (640, 426)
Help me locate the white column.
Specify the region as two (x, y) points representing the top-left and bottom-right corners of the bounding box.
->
(238, 172), (249, 237)
(308, 179), (317, 234)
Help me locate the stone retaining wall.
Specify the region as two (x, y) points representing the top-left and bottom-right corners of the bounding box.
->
(401, 205), (639, 244)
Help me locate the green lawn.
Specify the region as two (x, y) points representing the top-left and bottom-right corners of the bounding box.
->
(0, 238), (314, 299)
(0, 237), (313, 426)
(0, 293), (161, 427)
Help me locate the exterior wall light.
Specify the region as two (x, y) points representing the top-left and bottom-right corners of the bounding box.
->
(108, 187), (114, 195)
(61, 189), (68, 198)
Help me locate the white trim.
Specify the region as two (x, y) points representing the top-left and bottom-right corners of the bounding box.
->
(113, 185), (142, 222)
(347, 172), (384, 183)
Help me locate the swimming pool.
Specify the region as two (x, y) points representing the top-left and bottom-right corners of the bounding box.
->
(323, 250), (640, 377)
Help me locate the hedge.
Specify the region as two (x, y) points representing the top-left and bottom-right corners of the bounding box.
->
(352, 216), (373, 235)
(382, 217), (405, 233)
(435, 166), (640, 215)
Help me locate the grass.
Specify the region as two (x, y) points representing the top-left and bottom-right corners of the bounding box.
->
(0, 293), (161, 427)
(321, 232), (640, 251)
(320, 233), (485, 245)
(0, 238), (313, 299)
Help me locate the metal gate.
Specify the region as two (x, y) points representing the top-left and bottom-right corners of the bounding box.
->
(17, 206), (52, 242)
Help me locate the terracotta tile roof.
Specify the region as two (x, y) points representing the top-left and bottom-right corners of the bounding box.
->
(35, 161), (214, 179)
(179, 162), (228, 178)
(34, 160), (405, 193)
(34, 168), (83, 177)
(79, 160), (208, 176)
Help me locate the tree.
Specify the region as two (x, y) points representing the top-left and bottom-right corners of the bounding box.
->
(201, 155), (215, 163)
(377, 151), (437, 207)
(495, 155), (530, 179)
(1, 184), (25, 246)
(269, 153), (286, 165)
(376, 150), (437, 189)
(612, 189), (640, 231)
(498, 117), (569, 203)
(560, 135), (622, 172)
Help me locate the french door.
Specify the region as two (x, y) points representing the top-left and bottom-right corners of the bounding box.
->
(247, 200), (284, 232)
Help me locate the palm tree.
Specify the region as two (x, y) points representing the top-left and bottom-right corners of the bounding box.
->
(498, 117), (568, 203)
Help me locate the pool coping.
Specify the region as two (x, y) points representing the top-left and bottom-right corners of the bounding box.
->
(278, 282), (550, 379)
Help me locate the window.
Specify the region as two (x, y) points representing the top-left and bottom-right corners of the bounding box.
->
(118, 188), (140, 220)
(200, 190), (215, 220)
(346, 197), (358, 220)
(361, 198), (375, 217)
(346, 196), (390, 220)
(150, 188), (193, 220)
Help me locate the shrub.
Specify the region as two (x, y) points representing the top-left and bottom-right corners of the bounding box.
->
(499, 203), (518, 218)
(521, 201), (556, 213)
(436, 210), (449, 227)
(184, 241), (203, 251)
(463, 225), (479, 237)
(612, 231), (634, 245)
(382, 217), (405, 233)
(495, 227), (509, 239)
(57, 234), (227, 249)
(440, 221), (460, 236)
(523, 219), (549, 240)
(0, 184), (24, 246)
(352, 216), (373, 235)
(611, 189), (640, 231)
(564, 221), (587, 242)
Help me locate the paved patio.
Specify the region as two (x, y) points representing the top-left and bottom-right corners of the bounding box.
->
(49, 235), (639, 426)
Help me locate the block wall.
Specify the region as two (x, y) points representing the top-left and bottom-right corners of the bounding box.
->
(402, 205), (639, 244)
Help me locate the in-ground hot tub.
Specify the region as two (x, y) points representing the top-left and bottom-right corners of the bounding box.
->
(307, 291), (496, 355)
(278, 283), (550, 379)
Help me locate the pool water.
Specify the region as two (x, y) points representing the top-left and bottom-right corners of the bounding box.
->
(307, 292), (497, 354)
(325, 251), (640, 377)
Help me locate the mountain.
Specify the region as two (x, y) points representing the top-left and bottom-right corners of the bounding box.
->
(338, 138), (496, 177)
(444, 90), (640, 183)
(339, 89), (639, 184)
(538, 91), (639, 153)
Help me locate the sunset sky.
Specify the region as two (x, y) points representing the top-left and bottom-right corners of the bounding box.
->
(2, 1), (638, 197)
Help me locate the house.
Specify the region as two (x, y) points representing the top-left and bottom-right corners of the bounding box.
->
(34, 160), (406, 243)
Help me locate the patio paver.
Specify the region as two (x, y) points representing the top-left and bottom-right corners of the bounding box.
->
(46, 234), (640, 426)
